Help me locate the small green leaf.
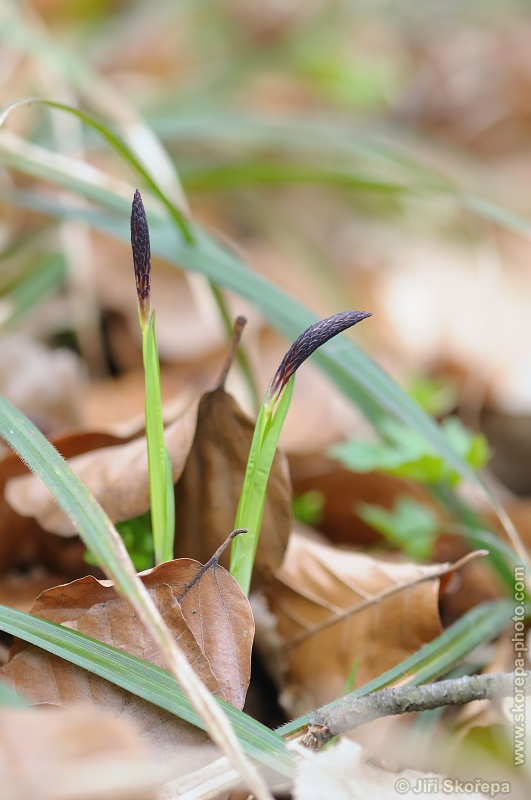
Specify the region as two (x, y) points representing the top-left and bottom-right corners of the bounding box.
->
(406, 375), (458, 417)
(117, 513), (155, 572)
(330, 416), (490, 486)
(293, 490), (324, 526)
(358, 497), (439, 559)
(84, 512), (154, 572)
(442, 417), (490, 472)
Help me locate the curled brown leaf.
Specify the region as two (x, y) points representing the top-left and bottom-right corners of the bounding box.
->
(262, 531), (484, 716)
(5, 400), (199, 535)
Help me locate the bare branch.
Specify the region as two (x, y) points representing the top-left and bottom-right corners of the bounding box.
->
(303, 671), (531, 749)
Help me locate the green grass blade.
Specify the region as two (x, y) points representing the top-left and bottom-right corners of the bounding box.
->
(151, 113), (452, 188)
(279, 599), (516, 736)
(2, 251), (65, 328)
(428, 484), (526, 595)
(165, 446), (175, 560)
(180, 161), (409, 194)
(0, 98), (192, 244)
(2, 112), (528, 567)
(142, 314), (173, 564)
(0, 188), (494, 482)
(157, 111), (531, 242)
(0, 605), (294, 776)
(0, 396), (141, 587)
(0, 138), (134, 212)
(0, 397), (271, 793)
(0, 4), (188, 213)
(447, 526), (519, 593)
(230, 377), (295, 594)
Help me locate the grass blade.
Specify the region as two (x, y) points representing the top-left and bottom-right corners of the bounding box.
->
(0, 605), (294, 776)
(0, 98), (192, 243)
(230, 376), (295, 594)
(131, 188), (173, 564)
(143, 315), (173, 564)
(2, 251), (65, 328)
(1, 99), (528, 570)
(180, 161), (410, 194)
(0, 397), (274, 800)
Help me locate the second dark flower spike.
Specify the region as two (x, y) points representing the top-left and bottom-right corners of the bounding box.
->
(267, 310), (372, 404)
(131, 189), (152, 328)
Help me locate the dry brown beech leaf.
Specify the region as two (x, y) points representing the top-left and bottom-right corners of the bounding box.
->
(263, 531), (484, 717)
(0, 556), (254, 770)
(154, 560), (255, 710)
(4, 400), (199, 536)
(0, 704), (160, 800)
(174, 386), (292, 586)
(6, 556), (254, 708)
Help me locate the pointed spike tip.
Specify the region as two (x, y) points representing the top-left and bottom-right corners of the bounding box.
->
(268, 309), (372, 401)
(130, 190), (151, 325)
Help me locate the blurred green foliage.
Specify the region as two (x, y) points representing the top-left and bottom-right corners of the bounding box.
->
(357, 496), (439, 560)
(329, 416), (490, 486)
(292, 489), (325, 527)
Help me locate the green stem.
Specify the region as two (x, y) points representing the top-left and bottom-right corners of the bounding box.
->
(230, 377), (295, 594)
(142, 313), (174, 564)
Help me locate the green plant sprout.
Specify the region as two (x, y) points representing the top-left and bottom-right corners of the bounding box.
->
(230, 310), (371, 594)
(1, 96), (529, 574)
(131, 190), (174, 565)
(292, 490), (325, 527)
(330, 415), (490, 485)
(358, 496), (440, 560)
(406, 375), (458, 418)
(85, 512), (154, 571)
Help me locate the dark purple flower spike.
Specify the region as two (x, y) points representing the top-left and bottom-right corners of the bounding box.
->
(131, 189), (152, 327)
(266, 310), (372, 405)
